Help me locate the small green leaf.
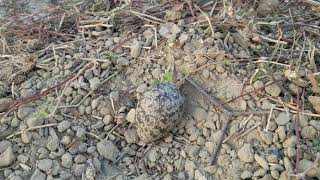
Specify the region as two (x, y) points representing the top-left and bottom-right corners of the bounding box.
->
(161, 70), (173, 83)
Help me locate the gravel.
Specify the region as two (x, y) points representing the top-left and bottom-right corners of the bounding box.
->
(237, 143), (254, 163)
(275, 112), (291, 126)
(97, 140), (119, 162)
(0, 146), (16, 167)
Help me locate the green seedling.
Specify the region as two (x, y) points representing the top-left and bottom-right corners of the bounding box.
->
(153, 70), (173, 84)
(33, 105), (48, 119)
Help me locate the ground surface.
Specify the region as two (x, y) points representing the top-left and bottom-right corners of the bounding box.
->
(0, 0), (320, 180)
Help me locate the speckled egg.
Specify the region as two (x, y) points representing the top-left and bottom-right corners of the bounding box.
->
(136, 83), (184, 144)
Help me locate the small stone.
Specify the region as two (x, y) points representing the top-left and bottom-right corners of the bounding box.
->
(74, 155), (87, 164)
(103, 115), (113, 125)
(237, 143), (254, 163)
(73, 164), (86, 177)
(37, 159), (53, 173)
(57, 121), (71, 132)
(309, 120), (320, 130)
(130, 41), (142, 58)
(287, 147), (296, 158)
(126, 109), (136, 123)
(299, 159), (320, 177)
(61, 153), (73, 168)
(254, 154), (269, 170)
(202, 69), (210, 79)
(283, 135), (297, 148)
(17, 154), (29, 164)
(46, 136), (59, 151)
(184, 145), (200, 158)
(136, 84), (147, 93)
(265, 83), (281, 97)
(18, 107), (34, 119)
(21, 130), (32, 144)
(0, 98), (12, 112)
(241, 170), (253, 179)
(257, 0), (279, 16)
(124, 129), (139, 144)
(253, 80), (264, 90)
(26, 116), (44, 128)
(97, 140), (119, 162)
(30, 169), (46, 180)
(301, 126), (316, 139)
(89, 77), (101, 91)
(275, 112), (291, 126)
(192, 107), (207, 121)
(284, 157), (294, 173)
(151, 68), (162, 79)
(0, 146), (16, 167)
(116, 57), (130, 66)
(259, 130), (273, 145)
(253, 168), (267, 177)
(76, 128), (86, 139)
(308, 96), (320, 113)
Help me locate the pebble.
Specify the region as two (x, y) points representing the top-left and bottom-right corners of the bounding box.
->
(265, 83), (281, 97)
(17, 107), (34, 119)
(151, 68), (162, 79)
(283, 136), (296, 148)
(309, 120), (320, 130)
(26, 116), (44, 128)
(184, 145), (200, 158)
(136, 84), (147, 93)
(241, 170), (253, 179)
(259, 130), (273, 145)
(124, 129), (139, 144)
(37, 159), (53, 173)
(287, 146), (296, 158)
(126, 109), (136, 123)
(89, 77), (101, 91)
(61, 153), (73, 168)
(97, 140), (119, 162)
(253, 168), (267, 177)
(192, 107), (207, 121)
(116, 57), (130, 66)
(308, 96), (320, 113)
(237, 143), (254, 163)
(57, 121), (71, 132)
(73, 163), (86, 177)
(254, 154), (269, 170)
(0, 146), (16, 167)
(17, 154), (29, 164)
(21, 130), (32, 144)
(130, 41), (142, 58)
(30, 169), (46, 180)
(74, 155), (86, 163)
(301, 126), (316, 139)
(46, 136), (59, 151)
(299, 158), (320, 177)
(283, 157), (294, 173)
(275, 112), (291, 126)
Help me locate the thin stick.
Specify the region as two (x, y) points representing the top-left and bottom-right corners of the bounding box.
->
(194, 4), (215, 36)
(234, 122), (262, 141)
(295, 89), (302, 173)
(264, 105), (274, 132)
(106, 124), (119, 140)
(128, 10), (167, 24)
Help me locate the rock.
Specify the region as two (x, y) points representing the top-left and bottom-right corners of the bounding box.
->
(283, 136), (296, 148)
(74, 155), (86, 163)
(283, 157), (294, 173)
(301, 126), (316, 139)
(37, 159), (53, 173)
(253, 168), (267, 177)
(299, 158), (320, 177)
(126, 109), (136, 123)
(237, 143), (254, 163)
(241, 170), (253, 179)
(46, 136), (59, 151)
(30, 169), (46, 180)
(57, 121), (71, 132)
(72, 163), (86, 177)
(165, 10), (181, 21)
(130, 41), (142, 58)
(116, 57), (130, 66)
(254, 154), (269, 170)
(26, 116), (44, 128)
(259, 130), (273, 145)
(124, 129), (139, 144)
(151, 68), (162, 79)
(192, 107), (207, 122)
(18, 107), (34, 119)
(97, 140), (119, 162)
(21, 130), (32, 144)
(287, 147), (296, 158)
(0, 146), (16, 167)
(61, 153), (73, 168)
(275, 112), (291, 126)
(103, 115), (113, 125)
(136, 84), (147, 93)
(89, 77), (101, 91)
(265, 83), (281, 97)
(257, 0), (279, 16)
(17, 154), (29, 164)
(135, 83), (184, 143)
(308, 96), (320, 113)
(0, 140), (12, 153)
(159, 23), (181, 38)
(184, 145), (200, 158)
(309, 120), (320, 130)
(0, 81), (9, 97)
(0, 98), (12, 112)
